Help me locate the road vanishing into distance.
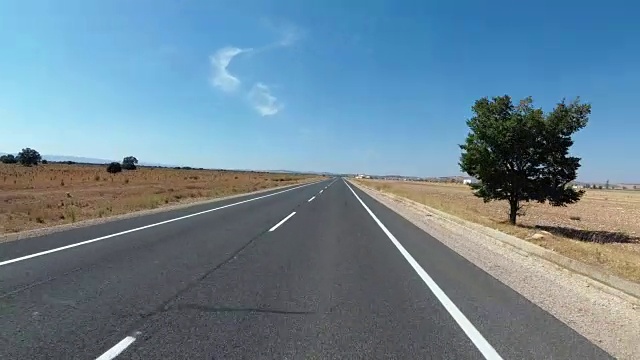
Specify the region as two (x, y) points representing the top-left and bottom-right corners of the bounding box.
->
(0, 178), (611, 359)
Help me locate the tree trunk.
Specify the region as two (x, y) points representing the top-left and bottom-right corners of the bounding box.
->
(509, 199), (518, 225)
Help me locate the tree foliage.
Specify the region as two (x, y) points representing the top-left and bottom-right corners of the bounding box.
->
(16, 148), (42, 166)
(106, 162), (122, 173)
(0, 154), (18, 164)
(122, 156), (138, 170)
(459, 95), (590, 224)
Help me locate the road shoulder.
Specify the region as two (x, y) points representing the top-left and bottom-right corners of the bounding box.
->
(350, 180), (640, 360)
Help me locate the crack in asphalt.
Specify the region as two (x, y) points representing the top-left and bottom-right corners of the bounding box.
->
(136, 190), (319, 321)
(123, 187), (326, 348)
(0, 267), (84, 299)
(163, 303), (315, 315)
(137, 223), (279, 320)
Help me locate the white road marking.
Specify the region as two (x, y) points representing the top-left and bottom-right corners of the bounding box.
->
(95, 333), (139, 360)
(0, 181), (324, 267)
(324, 178), (337, 189)
(269, 212), (296, 232)
(308, 196), (316, 202)
(319, 189), (323, 194)
(344, 180), (503, 360)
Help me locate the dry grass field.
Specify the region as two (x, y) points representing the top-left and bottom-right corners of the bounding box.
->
(0, 163), (317, 234)
(357, 179), (640, 283)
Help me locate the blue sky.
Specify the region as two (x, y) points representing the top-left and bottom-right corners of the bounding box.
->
(1, 0), (638, 182)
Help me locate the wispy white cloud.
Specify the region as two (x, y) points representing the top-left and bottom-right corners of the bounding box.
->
(249, 83), (283, 116)
(251, 21), (303, 54)
(276, 24), (302, 47)
(209, 21), (301, 116)
(210, 47), (251, 92)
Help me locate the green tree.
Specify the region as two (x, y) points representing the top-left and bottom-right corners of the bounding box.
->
(106, 162), (122, 173)
(459, 95), (590, 225)
(122, 156), (138, 170)
(16, 148), (42, 166)
(0, 154), (18, 164)
(605, 179), (610, 189)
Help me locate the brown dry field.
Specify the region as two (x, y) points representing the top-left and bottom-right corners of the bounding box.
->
(0, 163), (317, 234)
(357, 179), (640, 283)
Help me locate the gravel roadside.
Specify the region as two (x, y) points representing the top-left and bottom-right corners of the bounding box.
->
(353, 182), (640, 359)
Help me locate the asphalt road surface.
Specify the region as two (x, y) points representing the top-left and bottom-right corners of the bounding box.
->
(0, 178), (612, 359)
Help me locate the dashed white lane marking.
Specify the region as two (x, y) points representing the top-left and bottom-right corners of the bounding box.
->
(269, 212), (296, 232)
(95, 332), (140, 360)
(319, 189), (323, 194)
(344, 180), (503, 360)
(322, 178), (337, 191)
(0, 181), (324, 267)
(308, 196), (316, 202)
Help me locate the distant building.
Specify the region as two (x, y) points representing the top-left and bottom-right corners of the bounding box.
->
(463, 178), (478, 185)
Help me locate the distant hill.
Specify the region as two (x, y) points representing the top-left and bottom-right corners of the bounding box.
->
(42, 155), (115, 164)
(265, 170), (336, 176)
(1, 153), (324, 174)
(0, 152), (170, 167)
(1, 152), (115, 164)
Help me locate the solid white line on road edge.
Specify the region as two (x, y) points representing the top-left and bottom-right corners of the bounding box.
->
(95, 333), (140, 360)
(0, 180), (325, 267)
(343, 181), (503, 360)
(269, 212), (296, 232)
(308, 196), (316, 202)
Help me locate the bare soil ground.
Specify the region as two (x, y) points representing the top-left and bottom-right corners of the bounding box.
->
(0, 164), (317, 234)
(357, 179), (640, 283)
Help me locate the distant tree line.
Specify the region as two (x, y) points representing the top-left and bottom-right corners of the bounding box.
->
(0, 148), (142, 174)
(1, 148), (42, 166)
(2, 149), (203, 173)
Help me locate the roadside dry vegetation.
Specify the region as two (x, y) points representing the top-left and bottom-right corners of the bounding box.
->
(0, 163), (316, 234)
(357, 179), (640, 283)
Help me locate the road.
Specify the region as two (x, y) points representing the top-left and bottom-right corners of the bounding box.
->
(0, 178), (611, 359)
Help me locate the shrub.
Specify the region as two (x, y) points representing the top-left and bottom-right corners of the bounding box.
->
(0, 154), (17, 164)
(122, 156), (138, 170)
(17, 148), (42, 166)
(106, 162), (122, 174)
